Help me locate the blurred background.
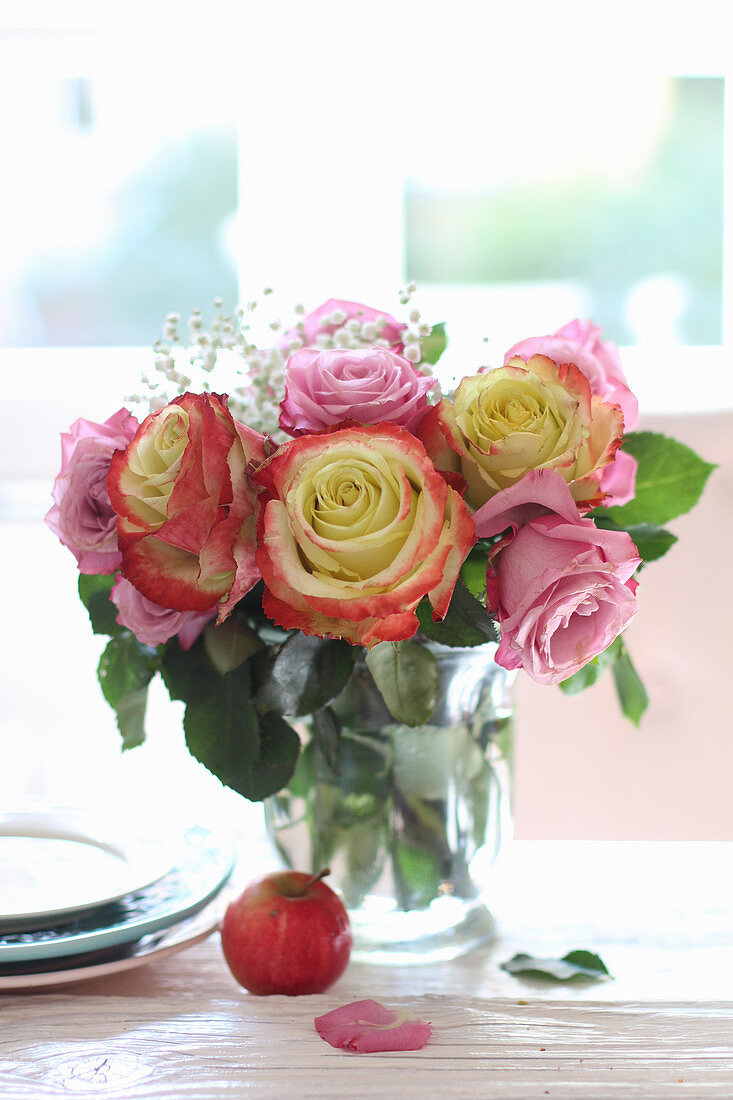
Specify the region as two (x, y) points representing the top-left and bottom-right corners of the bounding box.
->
(1, 2), (730, 840)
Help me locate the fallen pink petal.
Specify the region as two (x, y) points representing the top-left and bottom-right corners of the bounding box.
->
(314, 999), (432, 1053)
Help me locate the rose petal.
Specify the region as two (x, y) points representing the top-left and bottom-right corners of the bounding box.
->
(315, 999), (431, 1053)
(600, 448), (638, 507)
(472, 469), (583, 541)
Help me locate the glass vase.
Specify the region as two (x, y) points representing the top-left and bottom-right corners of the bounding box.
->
(264, 642), (515, 964)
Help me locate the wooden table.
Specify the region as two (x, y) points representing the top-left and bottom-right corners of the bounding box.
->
(2, 841), (732, 1098)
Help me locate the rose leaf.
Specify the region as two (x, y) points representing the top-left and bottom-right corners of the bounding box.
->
(161, 634), (220, 706)
(365, 641), (439, 726)
(611, 643), (649, 727)
(603, 431), (716, 526)
(416, 579), (498, 647)
(203, 617), (263, 674)
(420, 322), (448, 366)
(183, 662), (300, 801)
(311, 706), (342, 775)
(97, 633), (160, 750)
(501, 950), (612, 981)
(254, 634), (355, 717)
(78, 573), (123, 637)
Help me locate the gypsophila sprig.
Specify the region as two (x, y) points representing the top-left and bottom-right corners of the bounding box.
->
(136, 290), (439, 438)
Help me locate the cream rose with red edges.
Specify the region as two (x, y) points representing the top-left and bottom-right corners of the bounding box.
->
(108, 392), (266, 618)
(253, 424), (475, 646)
(418, 354), (623, 510)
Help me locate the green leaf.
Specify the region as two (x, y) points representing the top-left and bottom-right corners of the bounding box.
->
(560, 637), (622, 696)
(612, 643), (649, 727)
(460, 545), (491, 600)
(203, 617), (263, 674)
(393, 841), (442, 910)
(160, 636), (219, 705)
(501, 950), (611, 981)
(604, 432), (715, 527)
(183, 662), (301, 801)
(420, 321), (448, 366)
(78, 574), (122, 636)
(97, 634), (160, 749)
(417, 579), (498, 647)
(254, 634), (356, 717)
(311, 706), (342, 775)
(365, 640), (439, 726)
(113, 688), (148, 750)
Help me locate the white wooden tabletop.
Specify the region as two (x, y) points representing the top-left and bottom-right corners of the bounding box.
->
(2, 841), (732, 1098)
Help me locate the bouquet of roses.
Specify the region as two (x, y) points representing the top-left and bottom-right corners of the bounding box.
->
(46, 291), (714, 802)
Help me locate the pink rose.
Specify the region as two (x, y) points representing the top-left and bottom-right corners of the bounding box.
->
(253, 424), (475, 647)
(505, 318), (638, 430)
(474, 470), (640, 685)
(107, 393), (266, 619)
(46, 408), (139, 574)
(110, 576), (215, 648)
(279, 347), (433, 437)
(280, 299), (406, 354)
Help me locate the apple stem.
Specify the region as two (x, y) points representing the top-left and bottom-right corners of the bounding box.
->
(296, 867), (331, 895)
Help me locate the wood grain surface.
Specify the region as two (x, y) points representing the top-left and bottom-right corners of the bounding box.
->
(2, 933), (733, 1099)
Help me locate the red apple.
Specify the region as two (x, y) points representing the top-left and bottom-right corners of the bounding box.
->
(220, 868), (352, 995)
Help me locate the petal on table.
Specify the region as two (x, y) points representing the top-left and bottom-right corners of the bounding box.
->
(314, 999), (431, 1053)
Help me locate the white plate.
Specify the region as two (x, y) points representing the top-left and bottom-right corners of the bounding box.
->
(0, 808), (179, 929)
(0, 893), (226, 992)
(0, 825), (234, 962)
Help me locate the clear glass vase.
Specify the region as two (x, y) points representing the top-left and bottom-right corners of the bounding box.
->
(264, 642), (515, 964)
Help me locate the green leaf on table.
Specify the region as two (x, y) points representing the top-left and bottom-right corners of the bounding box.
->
(591, 516), (678, 564)
(365, 640), (439, 726)
(203, 617), (263, 674)
(602, 431), (715, 527)
(254, 633), (355, 717)
(612, 643), (649, 727)
(420, 322), (448, 366)
(78, 574), (122, 636)
(184, 661), (300, 801)
(97, 633), (160, 749)
(416, 580), (498, 647)
(501, 950), (612, 982)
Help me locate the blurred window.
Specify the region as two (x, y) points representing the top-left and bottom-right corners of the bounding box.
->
(404, 77), (723, 352)
(0, 37), (238, 348)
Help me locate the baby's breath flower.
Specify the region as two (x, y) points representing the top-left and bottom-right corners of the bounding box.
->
(142, 286), (434, 432)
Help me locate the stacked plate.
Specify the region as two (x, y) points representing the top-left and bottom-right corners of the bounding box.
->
(0, 808), (234, 992)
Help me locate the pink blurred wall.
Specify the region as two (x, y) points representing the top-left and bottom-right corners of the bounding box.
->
(513, 411), (733, 839)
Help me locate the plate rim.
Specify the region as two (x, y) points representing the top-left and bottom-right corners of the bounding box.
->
(0, 807), (181, 926)
(0, 825), (234, 963)
(0, 894), (225, 992)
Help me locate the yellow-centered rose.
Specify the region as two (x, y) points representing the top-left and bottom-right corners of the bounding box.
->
(253, 424), (475, 646)
(417, 354), (623, 509)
